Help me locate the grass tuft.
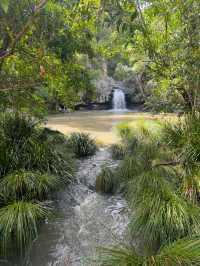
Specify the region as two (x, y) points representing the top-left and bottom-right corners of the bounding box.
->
(96, 167), (115, 194)
(0, 201), (51, 250)
(68, 132), (97, 158)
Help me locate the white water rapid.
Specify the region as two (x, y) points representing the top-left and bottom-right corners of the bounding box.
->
(5, 148), (129, 266)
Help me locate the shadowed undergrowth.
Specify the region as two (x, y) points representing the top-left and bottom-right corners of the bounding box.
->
(0, 113), (75, 254)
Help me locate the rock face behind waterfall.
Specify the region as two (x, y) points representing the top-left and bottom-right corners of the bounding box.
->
(75, 62), (125, 110)
(94, 62), (122, 103)
(93, 60), (142, 109)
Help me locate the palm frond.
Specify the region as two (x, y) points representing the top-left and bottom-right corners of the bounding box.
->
(0, 170), (37, 201)
(110, 143), (126, 160)
(0, 201), (51, 251)
(0, 170), (66, 201)
(129, 170), (200, 250)
(117, 138), (173, 185)
(182, 171), (200, 202)
(162, 120), (185, 149)
(96, 246), (142, 266)
(96, 167), (114, 193)
(0, 113), (75, 180)
(163, 112), (200, 173)
(155, 237), (200, 265)
(96, 237), (200, 266)
(35, 173), (66, 199)
(67, 132), (97, 158)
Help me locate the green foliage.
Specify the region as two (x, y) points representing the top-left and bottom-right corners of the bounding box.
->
(134, 0), (200, 111)
(161, 113), (200, 201)
(117, 122), (132, 141)
(115, 121), (167, 185)
(114, 63), (134, 81)
(98, 0), (200, 112)
(163, 113), (200, 173)
(1, 0), (199, 113)
(117, 156), (139, 183)
(130, 170), (200, 251)
(0, 113), (74, 179)
(0, 0), (99, 112)
(163, 121), (185, 150)
(97, 237), (200, 266)
(115, 122), (200, 251)
(68, 132), (97, 158)
(97, 245), (142, 266)
(0, 0), (9, 13)
(110, 143), (126, 160)
(144, 89), (185, 113)
(95, 167), (114, 194)
(0, 170), (65, 202)
(41, 128), (68, 146)
(0, 201), (50, 250)
(0, 112), (75, 252)
(116, 142), (186, 247)
(117, 119), (162, 143)
(100, 118), (200, 262)
(181, 172), (200, 203)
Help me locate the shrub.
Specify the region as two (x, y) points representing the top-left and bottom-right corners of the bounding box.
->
(40, 127), (68, 146)
(117, 119), (162, 143)
(0, 112), (39, 142)
(0, 113), (74, 180)
(163, 120), (185, 149)
(96, 237), (200, 266)
(0, 201), (51, 250)
(129, 170), (200, 251)
(0, 113), (39, 177)
(182, 171), (200, 202)
(110, 143), (126, 160)
(116, 120), (163, 158)
(0, 113), (75, 252)
(96, 168), (115, 194)
(68, 132), (97, 158)
(117, 156), (140, 184)
(95, 114), (200, 263)
(161, 113), (200, 194)
(0, 170), (65, 202)
(116, 139), (169, 188)
(163, 113), (200, 165)
(117, 122), (132, 141)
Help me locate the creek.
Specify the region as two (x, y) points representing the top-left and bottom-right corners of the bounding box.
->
(25, 148), (129, 266)
(4, 110), (164, 265)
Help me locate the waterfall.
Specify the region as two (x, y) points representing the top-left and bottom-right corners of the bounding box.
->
(112, 89), (126, 111)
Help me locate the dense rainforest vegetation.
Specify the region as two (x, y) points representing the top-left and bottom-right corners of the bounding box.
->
(1, 0), (200, 265)
(1, 0), (199, 114)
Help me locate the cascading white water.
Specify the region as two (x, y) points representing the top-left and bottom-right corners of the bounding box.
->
(21, 149), (128, 266)
(112, 89), (126, 111)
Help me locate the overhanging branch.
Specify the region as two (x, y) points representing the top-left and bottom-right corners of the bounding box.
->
(0, 0), (48, 60)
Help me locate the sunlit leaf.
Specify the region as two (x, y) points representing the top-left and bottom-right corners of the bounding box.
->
(0, 0), (9, 13)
